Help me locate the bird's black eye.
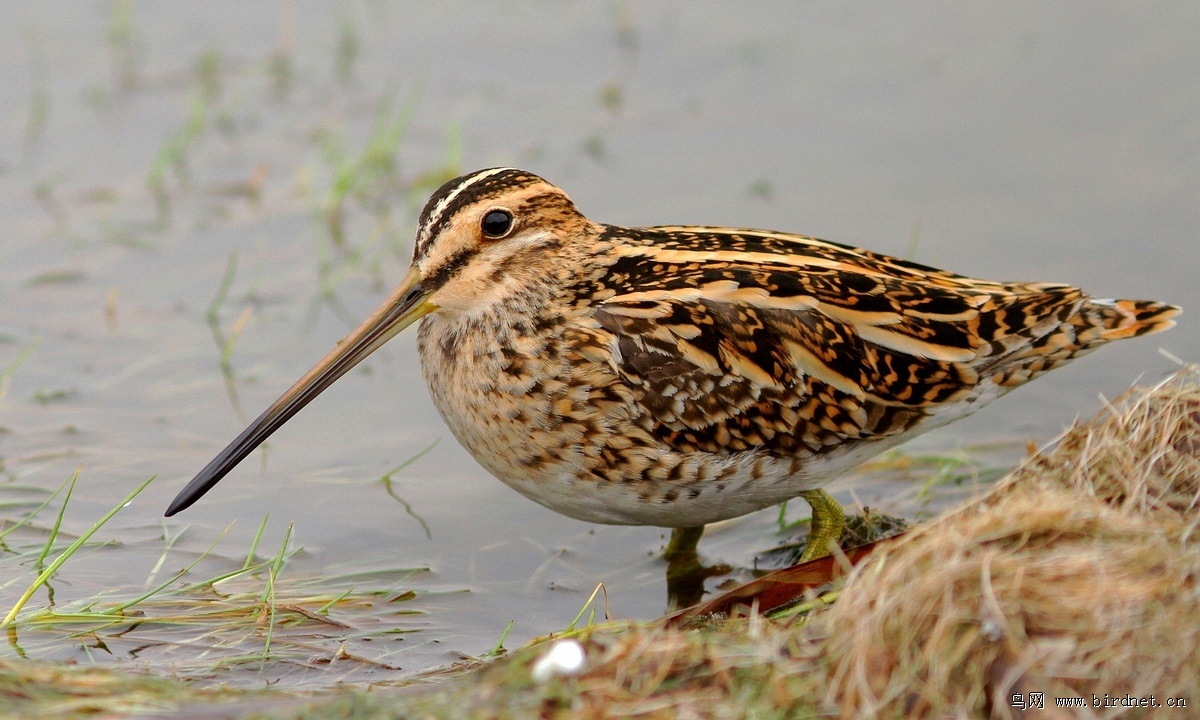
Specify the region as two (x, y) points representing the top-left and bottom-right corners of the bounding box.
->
(481, 209), (514, 238)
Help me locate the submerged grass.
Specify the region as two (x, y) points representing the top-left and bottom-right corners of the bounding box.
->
(311, 89), (420, 252)
(0, 338), (40, 404)
(377, 438), (440, 539)
(306, 106), (461, 304)
(205, 249), (253, 420)
(0, 467), (431, 691)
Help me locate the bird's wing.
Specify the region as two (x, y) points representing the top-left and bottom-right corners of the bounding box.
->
(586, 228), (1084, 456)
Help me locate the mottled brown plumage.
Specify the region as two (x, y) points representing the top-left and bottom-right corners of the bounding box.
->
(166, 167), (1179, 561)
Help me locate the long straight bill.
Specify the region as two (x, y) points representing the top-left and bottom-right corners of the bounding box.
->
(165, 267), (433, 516)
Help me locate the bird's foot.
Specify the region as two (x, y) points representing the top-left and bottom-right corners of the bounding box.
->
(796, 489), (846, 563)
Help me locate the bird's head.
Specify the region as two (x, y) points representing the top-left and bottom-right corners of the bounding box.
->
(410, 167), (592, 316)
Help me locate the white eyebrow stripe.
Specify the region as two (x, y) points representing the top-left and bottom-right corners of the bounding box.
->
(418, 167), (518, 248)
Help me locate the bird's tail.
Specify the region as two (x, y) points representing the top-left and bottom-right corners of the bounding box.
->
(989, 298), (1180, 387)
(1080, 298), (1181, 342)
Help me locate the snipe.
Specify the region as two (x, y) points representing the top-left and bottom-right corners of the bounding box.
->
(167, 167), (1179, 588)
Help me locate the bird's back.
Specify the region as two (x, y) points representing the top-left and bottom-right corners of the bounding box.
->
(573, 225), (1180, 463)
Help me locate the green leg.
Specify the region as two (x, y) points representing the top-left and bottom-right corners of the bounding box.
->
(664, 525), (705, 563)
(797, 489), (845, 563)
(663, 526), (730, 609)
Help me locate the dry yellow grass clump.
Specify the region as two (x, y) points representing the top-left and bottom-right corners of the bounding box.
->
(815, 367), (1200, 717)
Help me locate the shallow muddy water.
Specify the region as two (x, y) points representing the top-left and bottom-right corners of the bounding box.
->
(0, 1), (1195, 689)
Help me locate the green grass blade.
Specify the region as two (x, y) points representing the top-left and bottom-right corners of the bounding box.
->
(2, 473), (156, 628)
(485, 619), (513, 658)
(258, 522), (293, 658)
(244, 513), (269, 569)
(35, 466), (80, 569)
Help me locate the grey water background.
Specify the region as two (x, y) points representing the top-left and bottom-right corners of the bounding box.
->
(0, 1), (1195, 686)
